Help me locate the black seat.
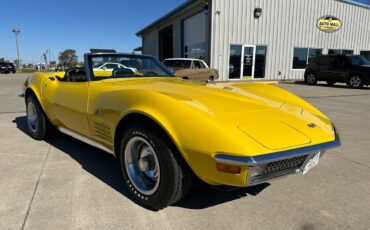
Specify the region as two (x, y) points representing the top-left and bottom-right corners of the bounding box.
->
(64, 68), (87, 82)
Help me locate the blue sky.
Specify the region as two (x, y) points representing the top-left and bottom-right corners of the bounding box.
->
(0, 0), (184, 64)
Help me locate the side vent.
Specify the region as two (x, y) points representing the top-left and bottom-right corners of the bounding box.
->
(92, 121), (113, 143)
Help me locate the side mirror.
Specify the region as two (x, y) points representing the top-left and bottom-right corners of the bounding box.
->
(102, 66), (107, 70)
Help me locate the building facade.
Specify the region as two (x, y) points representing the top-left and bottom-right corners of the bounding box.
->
(137, 0), (370, 81)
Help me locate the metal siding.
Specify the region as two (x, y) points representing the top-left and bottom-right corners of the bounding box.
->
(211, 0), (370, 80)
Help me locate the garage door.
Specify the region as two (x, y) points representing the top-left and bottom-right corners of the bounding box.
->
(183, 11), (207, 60)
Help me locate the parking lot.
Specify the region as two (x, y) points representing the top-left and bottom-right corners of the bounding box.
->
(0, 73), (369, 230)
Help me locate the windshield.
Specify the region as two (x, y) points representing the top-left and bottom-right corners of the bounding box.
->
(163, 60), (191, 69)
(90, 54), (174, 80)
(348, 55), (370, 66)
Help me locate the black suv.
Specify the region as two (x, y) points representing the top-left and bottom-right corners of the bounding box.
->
(305, 54), (370, 88)
(0, 62), (16, 74)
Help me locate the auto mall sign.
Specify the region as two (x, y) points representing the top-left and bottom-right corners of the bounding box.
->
(317, 15), (342, 33)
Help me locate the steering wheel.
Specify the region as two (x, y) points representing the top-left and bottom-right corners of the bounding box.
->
(145, 71), (158, 77)
(65, 68), (85, 77)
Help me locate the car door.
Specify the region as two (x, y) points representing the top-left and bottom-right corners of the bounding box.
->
(328, 57), (348, 82)
(317, 56), (333, 80)
(191, 60), (206, 81)
(41, 76), (90, 137)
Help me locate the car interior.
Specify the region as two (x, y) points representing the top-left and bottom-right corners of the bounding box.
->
(61, 68), (87, 82)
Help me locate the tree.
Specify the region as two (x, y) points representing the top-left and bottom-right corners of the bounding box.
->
(58, 49), (78, 67)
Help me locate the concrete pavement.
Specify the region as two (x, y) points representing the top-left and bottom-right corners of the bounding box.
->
(0, 73), (369, 229)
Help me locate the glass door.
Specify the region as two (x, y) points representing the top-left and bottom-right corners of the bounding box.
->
(242, 45), (256, 79)
(229, 45), (264, 80)
(229, 45), (243, 79)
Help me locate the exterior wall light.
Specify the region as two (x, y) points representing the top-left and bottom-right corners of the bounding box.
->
(254, 8), (262, 18)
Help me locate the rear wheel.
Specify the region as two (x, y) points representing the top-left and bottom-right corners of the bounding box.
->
(26, 95), (53, 140)
(119, 125), (193, 210)
(348, 75), (363, 88)
(305, 73), (317, 85)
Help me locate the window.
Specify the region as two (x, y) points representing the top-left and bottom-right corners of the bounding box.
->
(91, 55), (173, 79)
(193, 61), (202, 69)
(342, 50), (354, 55)
(318, 56), (335, 66)
(293, 48), (322, 69)
(255, 46), (268, 78)
(360, 51), (370, 61)
(163, 60), (191, 69)
(328, 49), (341, 55)
(328, 49), (354, 55)
(184, 42), (206, 60)
(199, 61), (207, 69)
(183, 12), (207, 60)
(347, 55), (370, 66)
(293, 48), (308, 69)
(309, 49), (323, 59)
(229, 45), (243, 79)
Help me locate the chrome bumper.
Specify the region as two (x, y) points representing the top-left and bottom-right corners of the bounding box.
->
(215, 133), (341, 186)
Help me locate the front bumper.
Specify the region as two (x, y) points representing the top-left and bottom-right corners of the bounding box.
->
(215, 131), (341, 186)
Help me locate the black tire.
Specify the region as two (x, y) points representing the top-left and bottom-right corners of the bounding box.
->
(26, 95), (53, 140)
(326, 81), (336, 86)
(305, 72), (318, 85)
(119, 125), (192, 210)
(348, 75), (363, 89)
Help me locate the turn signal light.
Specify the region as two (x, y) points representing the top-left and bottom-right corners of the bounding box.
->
(216, 163), (241, 174)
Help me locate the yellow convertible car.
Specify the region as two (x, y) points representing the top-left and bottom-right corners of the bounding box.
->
(22, 50), (340, 210)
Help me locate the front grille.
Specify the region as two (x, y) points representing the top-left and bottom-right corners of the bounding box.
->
(261, 155), (308, 176)
(249, 155), (309, 184)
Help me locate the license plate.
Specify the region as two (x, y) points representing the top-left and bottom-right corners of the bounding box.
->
(302, 152), (320, 175)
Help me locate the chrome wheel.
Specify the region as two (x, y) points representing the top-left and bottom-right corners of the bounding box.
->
(306, 74), (316, 84)
(27, 101), (38, 133)
(124, 136), (160, 196)
(349, 76), (362, 88)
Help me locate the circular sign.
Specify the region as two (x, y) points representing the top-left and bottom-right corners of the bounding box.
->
(317, 16), (342, 33)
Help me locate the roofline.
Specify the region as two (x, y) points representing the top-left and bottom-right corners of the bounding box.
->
(136, 0), (198, 36)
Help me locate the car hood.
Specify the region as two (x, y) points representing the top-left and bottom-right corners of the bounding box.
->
(105, 78), (334, 150)
(106, 78), (285, 113)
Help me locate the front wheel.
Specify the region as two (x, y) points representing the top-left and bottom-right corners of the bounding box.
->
(26, 95), (53, 140)
(348, 76), (363, 88)
(305, 73), (317, 85)
(119, 125), (192, 210)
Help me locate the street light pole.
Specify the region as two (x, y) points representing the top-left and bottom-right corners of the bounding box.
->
(12, 28), (21, 72)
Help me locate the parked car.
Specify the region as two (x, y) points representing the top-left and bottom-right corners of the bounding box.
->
(93, 62), (137, 73)
(305, 54), (370, 88)
(163, 58), (219, 82)
(22, 51), (340, 210)
(0, 62), (16, 74)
